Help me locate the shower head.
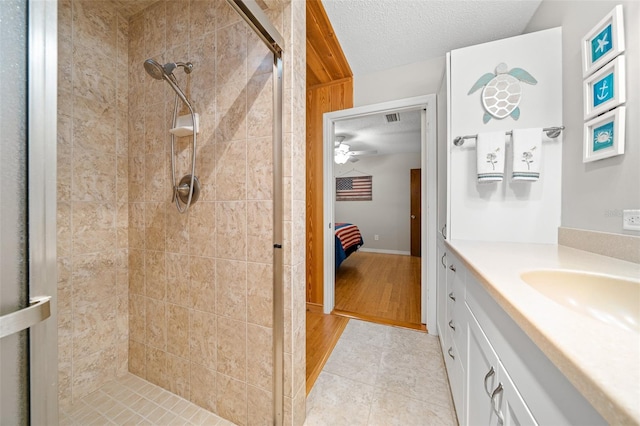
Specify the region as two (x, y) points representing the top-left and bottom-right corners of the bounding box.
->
(144, 59), (193, 80)
(144, 58), (166, 80)
(143, 59), (194, 110)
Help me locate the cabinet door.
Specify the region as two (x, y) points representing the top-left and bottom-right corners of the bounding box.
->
(436, 244), (448, 347)
(496, 362), (538, 426)
(466, 308), (500, 426)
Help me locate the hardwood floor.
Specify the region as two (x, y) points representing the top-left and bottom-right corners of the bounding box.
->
(334, 251), (422, 329)
(305, 306), (349, 394)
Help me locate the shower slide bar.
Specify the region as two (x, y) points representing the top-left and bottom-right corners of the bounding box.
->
(453, 126), (565, 146)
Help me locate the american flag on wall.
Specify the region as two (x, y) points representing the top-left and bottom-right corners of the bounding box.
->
(336, 176), (373, 201)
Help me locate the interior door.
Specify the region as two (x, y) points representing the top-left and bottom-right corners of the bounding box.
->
(1, 0), (58, 423)
(410, 168), (421, 256)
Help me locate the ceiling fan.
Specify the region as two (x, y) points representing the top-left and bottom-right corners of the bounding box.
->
(334, 136), (377, 164)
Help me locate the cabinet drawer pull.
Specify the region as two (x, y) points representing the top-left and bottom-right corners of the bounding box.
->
(490, 383), (504, 424)
(483, 366), (495, 397)
(441, 253), (447, 268)
(447, 347), (455, 360)
(448, 292), (456, 302)
(441, 224), (447, 238)
(448, 320), (456, 331)
(449, 264), (456, 272)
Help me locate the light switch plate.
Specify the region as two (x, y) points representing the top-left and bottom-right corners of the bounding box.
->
(623, 209), (640, 231)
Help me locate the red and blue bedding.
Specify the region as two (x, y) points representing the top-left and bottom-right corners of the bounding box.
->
(335, 222), (363, 270)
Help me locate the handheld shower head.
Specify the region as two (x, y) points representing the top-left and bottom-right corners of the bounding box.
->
(143, 58), (194, 110)
(144, 59), (165, 80)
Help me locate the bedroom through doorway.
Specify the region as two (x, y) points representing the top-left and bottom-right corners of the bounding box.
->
(327, 97), (435, 330)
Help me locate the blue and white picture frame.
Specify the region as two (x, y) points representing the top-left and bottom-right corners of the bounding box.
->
(583, 107), (625, 163)
(581, 5), (625, 77)
(583, 55), (626, 120)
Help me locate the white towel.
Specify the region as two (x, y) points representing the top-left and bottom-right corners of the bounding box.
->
(476, 131), (505, 183)
(512, 128), (542, 181)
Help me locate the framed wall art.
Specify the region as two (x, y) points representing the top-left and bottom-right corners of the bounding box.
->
(583, 107), (625, 163)
(583, 55), (626, 120)
(581, 5), (625, 77)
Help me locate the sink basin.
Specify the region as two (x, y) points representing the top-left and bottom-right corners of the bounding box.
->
(520, 270), (640, 333)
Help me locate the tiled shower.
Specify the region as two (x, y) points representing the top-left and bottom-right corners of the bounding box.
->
(56, 0), (307, 424)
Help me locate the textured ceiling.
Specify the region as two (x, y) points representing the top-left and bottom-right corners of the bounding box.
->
(335, 109), (422, 157)
(321, 0), (542, 76)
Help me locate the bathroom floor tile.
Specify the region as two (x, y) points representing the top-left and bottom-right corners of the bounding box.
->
(305, 319), (457, 426)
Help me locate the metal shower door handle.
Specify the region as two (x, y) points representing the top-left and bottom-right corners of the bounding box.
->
(0, 296), (51, 339)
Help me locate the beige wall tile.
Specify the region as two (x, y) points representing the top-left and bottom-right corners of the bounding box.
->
(217, 374), (247, 426)
(145, 250), (166, 300)
(247, 324), (272, 391)
(189, 255), (216, 313)
(190, 362), (217, 412)
(166, 253), (190, 306)
(145, 297), (167, 349)
(247, 262), (272, 328)
(72, 201), (116, 254)
(72, 347), (117, 401)
(216, 21), (247, 87)
(166, 353), (190, 400)
(143, 1), (166, 57)
(73, 297), (117, 360)
(72, 94), (117, 155)
(166, 203), (189, 253)
(144, 202), (166, 251)
(216, 259), (247, 320)
(247, 137), (273, 200)
(189, 202), (217, 258)
(189, 310), (217, 370)
(72, 251), (117, 307)
(166, 0), (190, 48)
(217, 316), (246, 381)
(129, 293), (146, 343)
(215, 140), (247, 200)
(57, 256), (72, 314)
(216, 201), (247, 261)
(247, 385), (273, 426)
(129, 248), (145, 295)
(129, 339), (146, 377)
(145, 345), (167, 388)
(167, 303), (189, 358)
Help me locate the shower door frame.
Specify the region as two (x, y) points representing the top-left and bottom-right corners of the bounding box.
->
(225, 1), (285, 425)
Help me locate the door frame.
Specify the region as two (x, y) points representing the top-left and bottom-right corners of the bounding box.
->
(28, 0), (59, 422)
(410, 168), (421, 257)
(322, 95), (437, 329)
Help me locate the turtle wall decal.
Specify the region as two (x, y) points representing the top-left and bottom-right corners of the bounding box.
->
(468, 63), (538, 124)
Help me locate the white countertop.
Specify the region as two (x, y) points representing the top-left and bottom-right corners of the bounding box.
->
(445, 240), (640, 425)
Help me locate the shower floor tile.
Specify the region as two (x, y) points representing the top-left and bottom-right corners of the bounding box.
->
(60, 373), (235, 425)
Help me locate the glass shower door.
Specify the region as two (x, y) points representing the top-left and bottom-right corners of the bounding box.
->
(1, 1), (32, 422)
(0, 0), (58, 423)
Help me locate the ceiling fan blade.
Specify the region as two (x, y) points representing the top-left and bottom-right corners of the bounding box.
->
(348, 150), (378, 156)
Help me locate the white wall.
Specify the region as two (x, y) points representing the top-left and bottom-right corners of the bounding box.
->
(353, 56), (445, 107)
(334, 153), (421, 253)
(449, 28), (563, 243)
(525, 0), (640, 236)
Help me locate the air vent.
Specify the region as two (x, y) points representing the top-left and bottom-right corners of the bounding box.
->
(385, 113), (400, 123)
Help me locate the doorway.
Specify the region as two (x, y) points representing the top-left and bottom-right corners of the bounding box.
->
(322, 95), (437, 330)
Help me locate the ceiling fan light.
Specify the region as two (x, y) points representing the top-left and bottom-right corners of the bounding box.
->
(334, 151), (350, 164)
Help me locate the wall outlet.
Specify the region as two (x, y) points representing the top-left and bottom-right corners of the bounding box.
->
(374, 234), (379, 241)
(623, 209), (640, 231)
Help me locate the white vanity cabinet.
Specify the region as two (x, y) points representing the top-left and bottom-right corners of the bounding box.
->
(439, 244), (607, 426)
(467, 306), (536, 426)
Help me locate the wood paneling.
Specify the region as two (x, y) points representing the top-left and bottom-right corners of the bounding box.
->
(334, 251), (423, 327)
(306, 79), (353, 305)
(305, 0), (353, 306)
(306, 0), (352, 86)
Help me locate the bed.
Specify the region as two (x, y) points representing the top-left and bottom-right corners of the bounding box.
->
(335, 222), (364, 270)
